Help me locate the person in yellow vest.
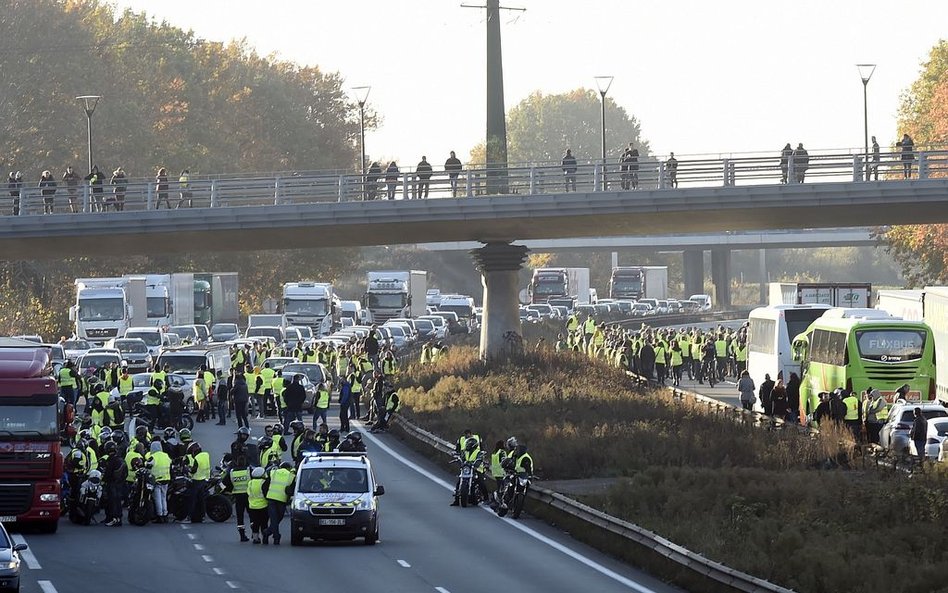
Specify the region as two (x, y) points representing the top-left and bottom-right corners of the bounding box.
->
(262, 461), (296, 545)
(147, 441), (172, 522)
(288, 421), (306, 462)
(734, 339), (748, 377)
(124, 441), (145, 500)
(842, 389), (862, 441)
(347, 364), (364, 421)
(222, 453), (251, 542)
(104, 395), (124, 431)
(194, 371), (208, 423)
(259, 363), (276, 420)
(313, 382), (331, 429)
(489, 440), (508, 493)
(117, 366), (135, 398)
(245, 366), (261, 419)
(372, 388), (400, 432)
(231, 345), (245, 370)
(246, 467), (270, 544)
(670, 343), (684, 387)
(381, 351), (398, 379)
(272, 371), (286, 425)
(186, 442), (211, 522)
(58, 360), (80, 406)
(654, 341), (667, 385)
(89, 381), (111, 427)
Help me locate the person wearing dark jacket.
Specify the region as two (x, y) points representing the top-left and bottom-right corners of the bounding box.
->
(39, 170), (57, 214)
(110, 167), (127, 211)
(828, 388), (847, 425)
(385, 162), (399, 200)
(8, 171), (23, 216)
(759, 374), (776, 416)
(84, 165), (104, 211)
(792, 143), (809, 183)
(63, 166), (81, 213)
(785, 372), (801, 423)
(365, 161), (382, 200)
(282, 375), (305, 425)
(101, 441), (127, 526)
(779, 143), (792, 183)
(898, 133), (915, 179)
(639, 342), (656, 380)
(445, 151), (462, 197)
(561, 149), (577, 192)
(813, 392), (831, 425)
(771, 379), (788, 421)
(155, 167), (170, 209)
(415, 156), (433, 199)
(231, 374), (250, 429)
(910, 407), (928, 462)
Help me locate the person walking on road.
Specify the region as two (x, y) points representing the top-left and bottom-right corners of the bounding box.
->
(232, 372), (250, 429)
(223, 453), (251, 542)
(737, 370), (756, 412)
(562, 148), (577, 192)
(445, 151), (463, 197)
(385, 161), (399, 200)
(416, 156), (433, 199)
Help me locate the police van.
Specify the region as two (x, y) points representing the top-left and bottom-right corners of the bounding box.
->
(289, 452), (384, 546)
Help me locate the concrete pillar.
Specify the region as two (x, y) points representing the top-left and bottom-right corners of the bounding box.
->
(683, 249), (704, 297)
(711, 248), (732, 308)
(470, 242), (529, 361)
(758, 249), (767, 304)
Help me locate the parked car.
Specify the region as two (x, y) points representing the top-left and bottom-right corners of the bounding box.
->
(418, 315), (448, 340)
(0, 521), (28, 593)
(106, 338), (153, 372)
(62, 338), (92, 361)
(880, 402), (948, 455)
(210, 323), (240, 343)
(911, 417), (948, 460)
(282, 362), (331, 411)
(169, 325), (200, 344)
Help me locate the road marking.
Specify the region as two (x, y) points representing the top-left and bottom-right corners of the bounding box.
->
(226, 582), (240, 589)
(361, 426), (659, 593)
(38, 581), (58, 593)
(180, 524), (190, 530)
(187, 533), (197, 540)
(397, 559), (411, 568)
(213, 567), (225, 575)
(193, 543), (205, 551)
(202, 555), (214, 563)
(435, 588), (451, 593)
(11, 534), (40, 569)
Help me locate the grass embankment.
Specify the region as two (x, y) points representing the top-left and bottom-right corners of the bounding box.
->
(396, 348), (948, 593)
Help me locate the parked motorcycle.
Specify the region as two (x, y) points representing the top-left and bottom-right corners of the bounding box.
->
(128, 465), (156, 526)
(451, 454), (486, 508)
(69, 470), (103, 525)
(167, 461), (233, 523)
(494, 469), (532, 519)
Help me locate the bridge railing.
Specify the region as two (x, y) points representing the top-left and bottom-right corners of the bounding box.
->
(4, 149), (948, 216)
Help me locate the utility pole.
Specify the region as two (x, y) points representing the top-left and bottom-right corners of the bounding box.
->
(463, 0), (524, 195)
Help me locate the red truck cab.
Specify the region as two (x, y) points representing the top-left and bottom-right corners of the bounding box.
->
(0, 344), (62, 533)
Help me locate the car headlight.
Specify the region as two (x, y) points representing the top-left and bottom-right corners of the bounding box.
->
(0, 560), (18, 570)
(292, 498), (310, 511)
(354, 497), (375, 511)
(39, 493), (60, 502)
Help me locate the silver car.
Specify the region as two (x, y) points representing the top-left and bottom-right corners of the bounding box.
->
(879, 402), (948, 454)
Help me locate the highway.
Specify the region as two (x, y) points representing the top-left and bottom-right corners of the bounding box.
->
(12, 414), (682, 593)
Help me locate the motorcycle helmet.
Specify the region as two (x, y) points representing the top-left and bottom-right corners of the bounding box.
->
(187, 442), (202, 455)
(179, 428), (192, 442)
(87, 470), (102, 484)
(465, 438), (479, 452)
(152, 379), (164, 390)
(103, 441), (117, 454)
(131, 457), (144, 470)
(289, 420), (305, 435)
(280, 461), (294, 470)
(112, 429), (126, 443)
(78, 429), (92, 442)
(235, 427), (251, 440)
(259, 436), (273, 449)
(135, 425), (148, 440)
(251, 467), (265, 479)
(505, 436), (518, 450)
(514, 444), (528, 457)
(71, 449), (85, 462)
(99, 427), (113, 441)
(163, 427), (177, 440)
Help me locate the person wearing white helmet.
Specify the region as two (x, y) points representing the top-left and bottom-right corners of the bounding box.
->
(247, 466), (270, 544)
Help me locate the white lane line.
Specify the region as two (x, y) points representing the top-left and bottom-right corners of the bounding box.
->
(193, 543), (205, 551)
(213, 567), (225, 575)
(397, 559), (411, 568)
(11, 534), (40, 569)
(202, 555), (214, 563)
(38, 581), (58, 593)
(226, 582), (240, 590)
(180, 524), (191, 530)
(187, 533), (197, 540)
(361, 426), (659, 593)
(435, 588), (451, 593)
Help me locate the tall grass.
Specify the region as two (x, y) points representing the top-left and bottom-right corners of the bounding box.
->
(398, 347), (948, 593)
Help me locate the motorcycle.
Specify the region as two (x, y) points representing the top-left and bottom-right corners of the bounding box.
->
(451, 454), (486, 508)
(494, 470), (532, 519)
(69, 472), (103, 525)
(167, 461), (233, 523)
(128, 466), (156, 526)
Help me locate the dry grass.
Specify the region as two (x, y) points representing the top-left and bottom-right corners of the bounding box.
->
(398, 347), (948, 593)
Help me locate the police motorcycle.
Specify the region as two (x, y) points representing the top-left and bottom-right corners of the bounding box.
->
(166, 454), (233, 523)
(70, 469), (103, 525)
(493, 457), (532, 520)
(451, 450), (487, 508)
(128, 458), (155, 526)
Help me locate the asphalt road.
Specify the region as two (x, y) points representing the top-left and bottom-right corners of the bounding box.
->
(12, 410), (683, 593)
(657, 319), (747, 408)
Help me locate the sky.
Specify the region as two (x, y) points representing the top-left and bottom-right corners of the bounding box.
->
(111, 0), (947, 165)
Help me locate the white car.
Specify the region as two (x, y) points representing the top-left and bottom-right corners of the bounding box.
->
(419, 315), (448, 339)
(910, 417), (948, 460)
(62, 339), (92, 361)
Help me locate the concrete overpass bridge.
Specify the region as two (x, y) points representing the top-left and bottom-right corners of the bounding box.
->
(3, 148), (946, 358)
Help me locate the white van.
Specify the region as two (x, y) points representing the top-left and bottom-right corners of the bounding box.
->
(688, 294), (713, 311)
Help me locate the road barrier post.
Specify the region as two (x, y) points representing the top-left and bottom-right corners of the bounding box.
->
(209, 179), (218, 208)
(146, 184), (154, 210)
(529, 166), (536, 194)
(853, 155), (864, 182)
(465, 170), (474, 197)
(918, 152), (928, 179)
(274, 177), (282, 205)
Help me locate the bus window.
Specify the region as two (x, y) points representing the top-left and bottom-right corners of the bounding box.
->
(855, 329), (926, 362)
(792, 336), (808, 362)
(748, 318), (776, 355)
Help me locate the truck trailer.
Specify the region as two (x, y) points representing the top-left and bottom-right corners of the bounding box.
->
(609, 266), (668, 300)
(364, 270), (427, 323)
(768, 282), (873, 308)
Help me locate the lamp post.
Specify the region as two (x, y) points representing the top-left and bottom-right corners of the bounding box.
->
(352, 86), (371, 177)
(857, 64), (875, 181)
(76, 95), (101, 174)
(594, 76), (613, 190)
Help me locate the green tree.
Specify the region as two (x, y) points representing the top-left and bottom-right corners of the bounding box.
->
(469, 88), (650, 164)
(878, 40), (948, 284)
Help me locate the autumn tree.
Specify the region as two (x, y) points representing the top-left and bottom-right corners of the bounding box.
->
(877, 40), (948, 284)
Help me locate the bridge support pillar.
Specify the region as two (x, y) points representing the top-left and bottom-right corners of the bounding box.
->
(683, 249), (704, 298)
(471, 242), (529, 361)
(711, 248), (732, 309)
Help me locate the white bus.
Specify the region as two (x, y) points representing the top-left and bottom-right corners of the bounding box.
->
(747, 304), (832, 390)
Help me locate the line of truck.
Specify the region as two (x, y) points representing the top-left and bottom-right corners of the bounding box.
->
(527, 266), (671, 308)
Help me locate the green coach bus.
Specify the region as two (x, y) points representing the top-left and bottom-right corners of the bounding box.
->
(791, 308), (937, 423)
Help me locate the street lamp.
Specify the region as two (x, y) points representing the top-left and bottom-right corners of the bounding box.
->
(594, 76), (613, 190)
(76, 95), (101, 174)
(857, 64), (876, 181)
(352, 86), (371, 176)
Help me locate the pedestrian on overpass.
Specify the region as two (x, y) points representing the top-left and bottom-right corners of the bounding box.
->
(629, 148), (640, 189)
(385, 161), (399, 199)
(898, 133), (915, 179)
(666, 152), (678, 188)
(870, 136), (881, 181)
(779, 143), (792, 183)
(792, 143), (809, 183)
(155, 167), (171, 209)
(445, 151), (463, 197)
(416, 156), (433, 198)
(561, 149), (577, 192)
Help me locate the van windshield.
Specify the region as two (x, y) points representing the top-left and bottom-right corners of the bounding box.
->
(298, 467), (368, 494)
(158, 355), (206, 375)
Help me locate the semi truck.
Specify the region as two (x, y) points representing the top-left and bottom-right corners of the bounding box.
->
(193, 272), (239, 326)
(363, 270), (427, 323)
(876, 289), (924, 321)
(768, 282), (873, 308)
(923, 287), (948, 403)
(609, 266), (668, 300)
(0, 341), (63, 533)
(281, 281), (340, 336)
(529, 268), (592, 305)
(71, 278), (134, 345)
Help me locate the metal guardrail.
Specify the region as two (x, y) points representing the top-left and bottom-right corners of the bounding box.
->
(4, 148), (947, 216)
(391, 399), (795, 593)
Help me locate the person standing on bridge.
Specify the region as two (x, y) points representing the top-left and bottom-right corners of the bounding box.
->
(629, 148), (640, 189)
(385, 161), (399, 200)
(39, 170), (57, 214)
(445, 151), (463, 197)
(110, 167), (127, 211)
(666, 152), (679, 188)
(620, 147), (632, 190)
(562, 148), (577, 192)
(178, 168), (192, 208)
(155, 167), (171, 209)
(780, 143), (792, 183)
(870, 136), (881, 181)
(416, 156), (433, 199)
(898, 133), (915, 179)
(366, 161), (382, 200)
(792, 143), (809, 183)
(63, 165), (81, 213)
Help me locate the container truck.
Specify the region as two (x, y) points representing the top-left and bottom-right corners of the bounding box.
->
(768, 282), (872, 308)
(0, 342), (63, 533)
(71, 278), (133, 345)
(609, 266), (668, 300)
(876, 289), (924, 321)
(281, 281), (339, 336)
(529, 267), (592, 305)
(363, 270), (427, 323)
(924, 286), (948, 403)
